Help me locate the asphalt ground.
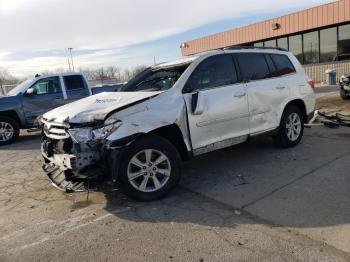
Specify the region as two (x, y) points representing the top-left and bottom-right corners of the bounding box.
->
(0, 90), (349, 261)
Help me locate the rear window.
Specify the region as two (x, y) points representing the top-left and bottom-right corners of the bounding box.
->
(270, 54), (296, 76)
(235, 53), (270, 81)
(63, 75), (85, 91)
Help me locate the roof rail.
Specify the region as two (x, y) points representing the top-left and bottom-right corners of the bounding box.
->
(222, 46), (288, 52)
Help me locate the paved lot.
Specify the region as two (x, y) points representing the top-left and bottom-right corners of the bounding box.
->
(0, 123), (349, 261)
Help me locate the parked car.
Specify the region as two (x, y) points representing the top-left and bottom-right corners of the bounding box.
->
(41, 47), (315, 200)
(0, 72), (121, 146)
(340, 75), (350, 100)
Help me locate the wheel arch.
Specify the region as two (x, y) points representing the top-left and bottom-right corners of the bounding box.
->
(0, 110), (21, 127)
(147, 124), (191, 161)
(282, 99), (307, 123)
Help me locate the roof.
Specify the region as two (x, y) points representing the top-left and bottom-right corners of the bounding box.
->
(151, 56), (199, 70)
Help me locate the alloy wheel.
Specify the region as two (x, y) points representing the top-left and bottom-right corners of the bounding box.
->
(0, 122), (14, 142)
(285, 113), (302, 142)
(127, 149), (171, 193)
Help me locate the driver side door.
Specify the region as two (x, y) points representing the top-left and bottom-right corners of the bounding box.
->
(182, 54), (250, 155)
(22, 76), (65, 125)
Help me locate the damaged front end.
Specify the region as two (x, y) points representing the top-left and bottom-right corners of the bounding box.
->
(41, 118), (124, 192)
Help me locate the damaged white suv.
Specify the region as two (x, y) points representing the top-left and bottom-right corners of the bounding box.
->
(41, 47), (315, 200)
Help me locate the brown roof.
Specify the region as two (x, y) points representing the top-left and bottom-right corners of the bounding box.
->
(181, 0), (350, 56)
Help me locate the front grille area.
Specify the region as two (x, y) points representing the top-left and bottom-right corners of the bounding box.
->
(42, 120), (70, 140)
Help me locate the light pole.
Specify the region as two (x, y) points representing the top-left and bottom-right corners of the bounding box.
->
(68, 48), (75, 72)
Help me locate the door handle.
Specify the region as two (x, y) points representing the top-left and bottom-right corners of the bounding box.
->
(55, 96), (61, 99)
(276, 86), (286, 90)
(234, 93), (246, 98)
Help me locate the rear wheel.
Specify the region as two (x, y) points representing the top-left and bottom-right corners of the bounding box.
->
(0, 116), (19, 146)
(273, 105), (304, 148)
(118, 135), (181, 201)
(340, 88), (349, 100)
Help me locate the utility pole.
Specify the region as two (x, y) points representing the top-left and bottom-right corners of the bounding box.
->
(67, 58), (72, 72)
(68, 48), (75, 71)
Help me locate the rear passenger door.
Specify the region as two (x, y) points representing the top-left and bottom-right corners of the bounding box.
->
(183, 54), (250, 155)
(63, 75), (90, 103)
(234, 52), (291, 134)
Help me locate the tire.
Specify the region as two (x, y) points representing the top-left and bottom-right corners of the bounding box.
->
(0, 116), (20, 146)
(340, 88), (349, 100)
(118, 134), (181, 201)
(273, 105), (304, 148)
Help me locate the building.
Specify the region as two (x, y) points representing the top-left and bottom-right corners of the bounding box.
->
(180, 0), (350, 82)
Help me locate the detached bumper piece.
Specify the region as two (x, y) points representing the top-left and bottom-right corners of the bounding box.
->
(42, 164), (100, 193)
(318, 112), (350, 128)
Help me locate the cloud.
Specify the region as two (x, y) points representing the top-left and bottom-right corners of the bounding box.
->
(0, 0), (327, 76)
(0, 0), (326, 52)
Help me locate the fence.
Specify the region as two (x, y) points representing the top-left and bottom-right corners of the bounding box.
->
(304, 60), (350, 84)
(0, 85), (16, 95)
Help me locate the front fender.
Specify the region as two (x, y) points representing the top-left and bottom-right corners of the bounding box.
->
(106, 91), (191, 151)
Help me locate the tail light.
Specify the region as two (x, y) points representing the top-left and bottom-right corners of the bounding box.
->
(307, 79), (315, 89)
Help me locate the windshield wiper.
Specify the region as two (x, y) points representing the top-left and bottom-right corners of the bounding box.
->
(135, 76), (171, 88)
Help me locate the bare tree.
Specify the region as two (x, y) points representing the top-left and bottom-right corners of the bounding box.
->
(0, 67), (15, 95)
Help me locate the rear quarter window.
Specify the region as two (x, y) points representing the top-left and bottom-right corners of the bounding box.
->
(63, 75), (86, 91)
(270, 54), (296, 76)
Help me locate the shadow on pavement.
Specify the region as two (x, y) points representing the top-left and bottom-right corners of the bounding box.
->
(101, 131), (350, 230)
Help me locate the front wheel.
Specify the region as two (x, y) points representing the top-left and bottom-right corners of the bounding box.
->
(118, 135), (181, 201)
(0, 116), (20, 146)
(273, 105), (304, 148)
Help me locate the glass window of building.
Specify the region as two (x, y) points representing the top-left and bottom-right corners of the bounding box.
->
(289, 35), (303, 63)
(277, 37), (288, 50)
(264, 39), (277, 48)
(319, 27), (337, 63)
(338, 24), (350, 60)
(254, 42), (264, 47)
(303, 31), (319, 64)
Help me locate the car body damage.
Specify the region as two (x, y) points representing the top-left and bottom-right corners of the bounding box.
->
(43, 91), (163, 124)
(40, 48), (315, 199)
(41, 58), (195, 192)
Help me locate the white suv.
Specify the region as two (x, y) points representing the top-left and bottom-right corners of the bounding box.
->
(41, 47), (315, 200)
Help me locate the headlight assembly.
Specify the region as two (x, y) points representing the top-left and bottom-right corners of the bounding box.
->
(92, 120), (122, 140)
(68, 120), (122, 143)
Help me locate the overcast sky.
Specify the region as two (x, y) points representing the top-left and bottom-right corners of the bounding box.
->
(0, 0), (328, 77)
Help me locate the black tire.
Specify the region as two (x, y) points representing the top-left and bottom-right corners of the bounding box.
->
(340, 88), (349, 100)
(0, 116), (20, 146)
(118, 134), (181, 201)
(273, 105), (304, 148)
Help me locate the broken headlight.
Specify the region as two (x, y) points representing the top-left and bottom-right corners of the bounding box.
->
(68, 120), (122, 143)
(92, 120), (122, 141)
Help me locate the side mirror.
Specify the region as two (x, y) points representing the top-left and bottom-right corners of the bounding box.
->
(183, 83), (194, 94)
(191, 92), (205, 115)
(26, 88), (36, 96)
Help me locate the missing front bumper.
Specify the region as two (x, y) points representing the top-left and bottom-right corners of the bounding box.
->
(42, 163), (103, 192)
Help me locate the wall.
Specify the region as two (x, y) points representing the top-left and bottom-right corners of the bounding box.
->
(181, 0), (350, 56)
(304, 60), (350, 83)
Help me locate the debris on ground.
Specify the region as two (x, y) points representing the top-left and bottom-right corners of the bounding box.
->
(306, 111), (350, 128)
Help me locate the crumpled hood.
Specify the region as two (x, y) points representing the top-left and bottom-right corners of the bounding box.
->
(43, 91), (162, 124)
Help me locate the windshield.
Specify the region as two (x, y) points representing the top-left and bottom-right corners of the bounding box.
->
(7, 79), (33, 96)
(121, 64), (189, 92)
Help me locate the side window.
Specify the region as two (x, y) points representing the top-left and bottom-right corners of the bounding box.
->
(189, 55), (237, 91)
(270, 54), (296, 77)
(31, 77), (61, 95)
(63, 75), (86, 91)
(235, 53), (270, 81)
